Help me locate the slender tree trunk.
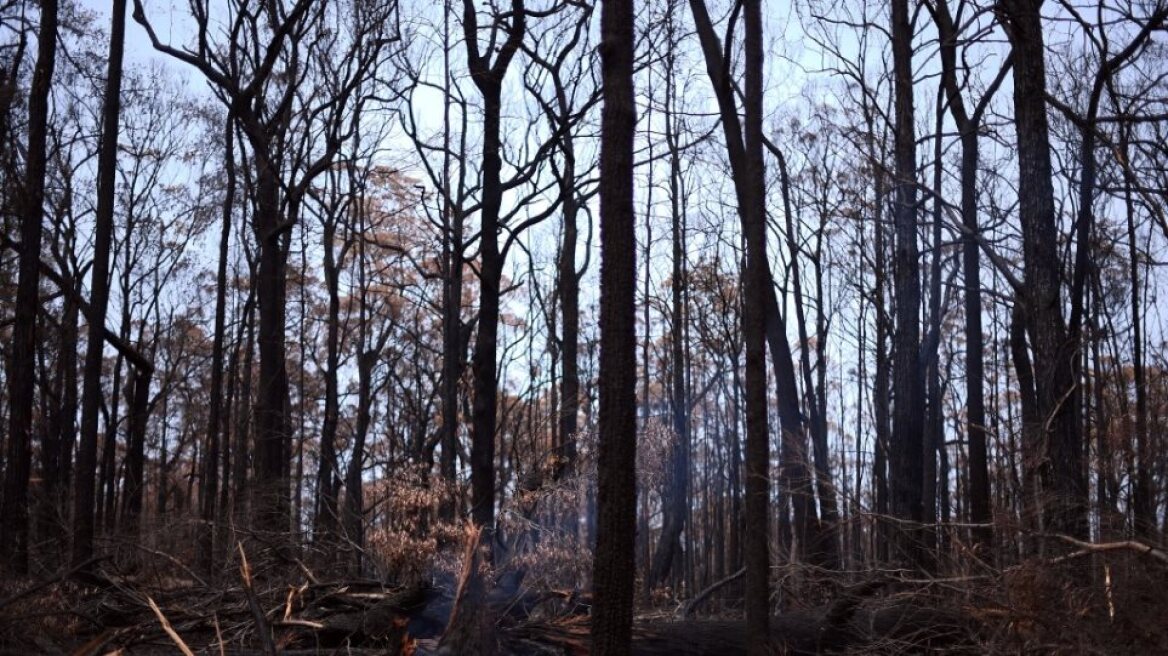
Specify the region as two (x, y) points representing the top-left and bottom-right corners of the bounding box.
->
(469, 81), (504, 533)
(121, 363), (151, 532)
(438, 0), (462, 521)
(557, 131), (580, 527)
(933, 0), (997, 550)
(1, 0), (58, 574)
(73, 0), (125, 567)
(1121, 130), (1153, 537)
(460, 0), (527, 535)
(777, 150), (836, 567)
(233, 289), (257, 525)
(316, 217), (342, 538)
(999, 0), (1087, 538)
(889, 0), (925, 567)
(873, 179), (891, 564)
(199, 112), (236, 576)
(921, 95), (946, 562)
(648, 30), (690, 586)
(740, 2), (772, 651)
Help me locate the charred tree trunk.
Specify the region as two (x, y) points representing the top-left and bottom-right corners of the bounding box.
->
(462, 0), (525, 537)
(199, 111), (236, 576)
(557, 127), (581, 527)
(438, 2), (463, 521)
(931, 0), (1005, 551)
(316, 217), (343, 539)
(1121, 129), (1153, 538)
(648, 28), (690, 588)
(591, 0), (637, 651)
(77, 0), (127, 565)
(251, 153), (293, 536)
(740, 5), (772, 650)
(120, 362), (152, 533)
(776, 148), (837, 568)
(889, 0), (925, 567)
(0, 0), (58, 574)
(998, 0), (1087, 539)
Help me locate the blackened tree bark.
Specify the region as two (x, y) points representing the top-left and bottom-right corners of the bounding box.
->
(772, 144), (836, 567)
(315, 179), (352, 540)
(557, 161), (580, 483)
(867, 107), (892, 565)
(889, 0), (925, 566)
(1046, 3), (1168, 538)
(120, 361), (152, 533)
(930, 0), (1011, 551)
(689, 0), (815, 575)
(648, 5), (689, 587)
(1120, 128), (1153, 538)
(461, 0), (526, 534)
(0, 0), (57, 574)
(199, 112), (237, 576)
(740, 3), (772, 650)
(996, 0), (1087, 539)
(438, 72), (464, 524)
(591, 0), (637, 652)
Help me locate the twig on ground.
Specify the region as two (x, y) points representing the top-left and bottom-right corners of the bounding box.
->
(238, 542), (278, 656)
(146, 595), (196, 656)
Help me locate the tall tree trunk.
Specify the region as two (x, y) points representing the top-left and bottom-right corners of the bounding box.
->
(199, 111), (236, 576)
(740, 1), (772, 651)
(591, 0), (637, 651)
(345, 195), (375, 570)
(921, 94), (946, 561)
(889, 0), (925, 567)
(557, 128), (580, 525)
(1120, 129), (1153, 537)
(870, 129), (891, 565)
(251, 154), (292, 535)
(121, 363), (151, 532)
(685, 1), (774, 645)
(648, 25), (689, 587)
(316, 217), (342, 538)
(776, 148), (836, 567)
(932, 0), (1001, 550)
(76, 0), (126, 566)
(998, 0), (1087, 539)
(438, 0), (462, 521)
(40, 278), (78, 558)
(690, 0), (814, 576)
(1, 0), (58, 574)
(461, 0), (525, 538)
(232, 289), (257, 525)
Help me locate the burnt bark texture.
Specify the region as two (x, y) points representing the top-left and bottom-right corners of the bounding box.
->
(591, 0), (638, 651)
(0, 0), (58, 574)
(889, 0), (926, 566)
(461, 0), (526, 535)
(997, 0), (1088, 539)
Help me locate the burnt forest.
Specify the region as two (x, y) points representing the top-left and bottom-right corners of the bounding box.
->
(2, 0), (1168, 654)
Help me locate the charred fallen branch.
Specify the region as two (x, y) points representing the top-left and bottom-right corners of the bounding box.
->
(4, 531), (1168, 655)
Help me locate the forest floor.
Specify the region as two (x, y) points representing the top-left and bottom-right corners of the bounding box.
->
(2, 537), (1168, 655)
